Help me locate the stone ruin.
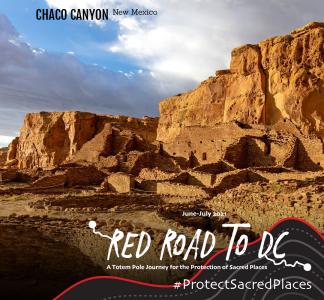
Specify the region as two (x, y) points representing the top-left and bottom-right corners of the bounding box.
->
(0, 22), (323, 230)
(0, 23), (323, 297)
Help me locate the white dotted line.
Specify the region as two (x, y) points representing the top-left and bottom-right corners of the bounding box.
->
(282, 227), (323, 247)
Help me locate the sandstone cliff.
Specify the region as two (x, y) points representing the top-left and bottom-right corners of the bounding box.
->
(157, 22), (324, 143)
(12, 111), (158, 169)
(3, 22), (324, 171)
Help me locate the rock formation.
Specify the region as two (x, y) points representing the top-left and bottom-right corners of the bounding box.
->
(9, 111), (158, 169)
(1, 23), (323, 176)
(0, 23), (323, 296)
(157, 22), (324, 143)
(0, 148), (7, 166)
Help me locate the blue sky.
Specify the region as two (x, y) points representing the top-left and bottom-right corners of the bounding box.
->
(0, 0), (323, 147)
(0, 0), (139, 72)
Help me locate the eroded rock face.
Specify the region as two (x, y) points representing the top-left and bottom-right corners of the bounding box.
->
(4, 23), (323, 172)
(13, 112), (158, 169)
(6, 137), (18, 161)
(71, 123), (113, 163)
(0, 23), (323, 297)
(260, 22), (324, 137)
(157, 22), (324, 143)
(0, 148), (7, 167)
(16, 112), (97, 169)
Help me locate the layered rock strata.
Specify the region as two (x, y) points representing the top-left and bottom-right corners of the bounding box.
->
(157, 22), (324, 143)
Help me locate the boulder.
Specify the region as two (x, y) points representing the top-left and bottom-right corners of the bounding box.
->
(103, 172), (135, 193)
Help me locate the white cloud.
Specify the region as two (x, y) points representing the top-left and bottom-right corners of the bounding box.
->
(47, 0), (324, 82)
(0, 135), (14, 148)
(45, 0), (324, 81)
(1, 0), (324, 139)
(0, 14), (193, 139)
(107, 0), (324, 81)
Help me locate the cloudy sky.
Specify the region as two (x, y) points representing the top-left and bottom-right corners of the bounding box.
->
(0, 0), (323, 146)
